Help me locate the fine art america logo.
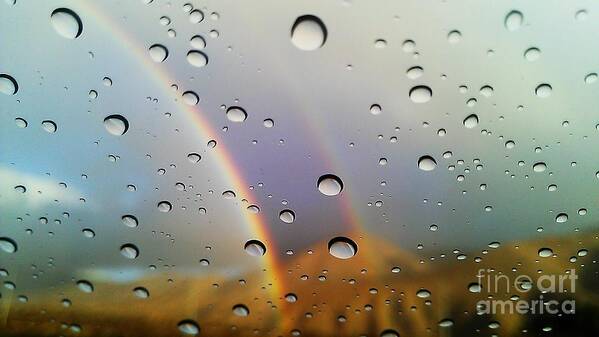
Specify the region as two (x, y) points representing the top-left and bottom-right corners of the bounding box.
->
(475, 269), (576, 315)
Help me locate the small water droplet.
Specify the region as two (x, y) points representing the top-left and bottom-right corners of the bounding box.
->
(182, 91), (199, 105)
(533, 162), (547, 172)
(77, 280), (94, 293)
(122, 215), (138, 228)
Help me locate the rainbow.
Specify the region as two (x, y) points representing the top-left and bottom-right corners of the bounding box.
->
(80, 0), (287, 325)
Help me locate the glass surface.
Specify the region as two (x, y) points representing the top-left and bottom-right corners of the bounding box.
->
(1, 0), (598, 336)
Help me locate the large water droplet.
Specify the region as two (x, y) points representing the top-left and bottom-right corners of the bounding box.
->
(187, 51), (208, 67)
(468, 283), (482, 293)
(409, 85), (432, 103)
(41, 120), (57, 133)
(157, 201), (172, 212)
(133, 287), (149, 299)
(182, 91), (199, 105)
(103, 115), (129, 136)
(226, 106), (247, 122)
(317, 174), (343, 196)
(0, 237), (17, 253)
(463, 114), (479, 128)
(0, 74), (18, 95)
(538, 248), (553, 257)
(120, 243), (139, 259)
(178, 320), (200, 335)
(535, 84), (552, 97)
(279, 209), (295, 224)
(418, 156), (437, 171)
(122, 215), (138, 228)
(232, 304), (249, 316)
(533, 162), (547, 172)
(149, 44), (168, 63)
(50, 8), (83, 39)
(328, 237), (357, 259)
(505, 10), (523, 31)
(416, 289), (431, 298)
(77, 280), (94, 293)
(291, 15), (327, 51)
(244, 240), (266, 256)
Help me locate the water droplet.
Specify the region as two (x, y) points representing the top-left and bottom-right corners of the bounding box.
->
(148, 44), (168, 63)
(585, 73), (597, 84)
(524, 47), (540, 61)
(370, 104), (382, 115)
(187, 50), (208, 67)
(190, 35), (206, 49)
(133, 287), (149, 299)
(226, 106), (247, 122)
(538, 248), (553, 257)
(222, 190), (236, 199)
(317, 174), (343, 196)
(77, 280), (93, 293)
(505, 10), (523, 31)
(244, 240), (266, 256)
(82, 228), (95, 238)
(157, 201), (172, 212)
(418, 156), (437, 171)
(416, 289), (431, 298)
(279, 209), (295, 224)
(41, 120), (57, 133)
(447, 30), (461, 43)
(0, 237), (17, 253)
(463, 114), (479, 128)
(178, 320), (200, 335)
(50, 8), (83, 39)
(468, 283), (482, 293)
(535, 84), (552, 98)
(438, 319), (454, 327)
(121, 215), (138, 228)
(189, 9), (204, 24)
(232, 304), (249, 316)
(103, 115), (129, 136)
(578, 249), (588, 257)
(0, 74), (18, 95)
(409, 85), (432, 103)
(533, 162), (547, 172)
(555, 213), (568, 223)
(187, 153), (201, 163)
(263, 119), (274, 127)
(182, 91), (199, 105)
(120, 243), (139, 259)
(328, 237), (357, 259)
(285, 293), (298, 302)
(380, 329), (399, 337)
(406, 66), (423, 79)
(290, 15), (327, 51)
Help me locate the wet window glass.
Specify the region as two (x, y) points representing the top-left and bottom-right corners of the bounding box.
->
(0, 1), (597, 336)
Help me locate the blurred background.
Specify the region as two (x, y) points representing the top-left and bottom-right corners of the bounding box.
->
(1, 0), (599, 336)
